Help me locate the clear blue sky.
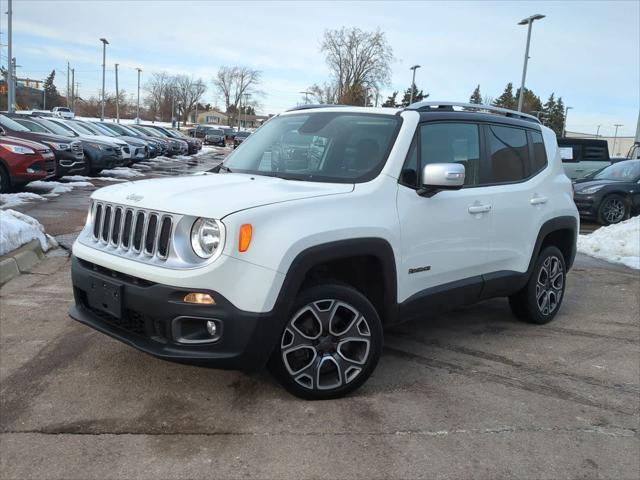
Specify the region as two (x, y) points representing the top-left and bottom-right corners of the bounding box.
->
(2, 0), (638, 136)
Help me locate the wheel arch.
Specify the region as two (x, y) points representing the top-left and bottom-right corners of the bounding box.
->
(528, 216), (578, 275)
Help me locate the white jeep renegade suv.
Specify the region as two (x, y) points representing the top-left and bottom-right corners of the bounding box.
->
(70, 102), (579, 399)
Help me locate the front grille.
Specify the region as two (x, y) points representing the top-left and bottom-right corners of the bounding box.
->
(114, 146), (122, 155)
(90, 201), (173, 261)
(71, 141), (82, 153)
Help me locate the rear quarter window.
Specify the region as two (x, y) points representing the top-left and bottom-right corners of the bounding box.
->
(530, 130), (548, 174)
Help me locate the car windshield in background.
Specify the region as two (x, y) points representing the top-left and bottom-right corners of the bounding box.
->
(36, 118), (77, 136)
(222, 112), (401, 183)
(14, 118), (51, 133)
(208, 129), (224, 135)
(236, 131), (250, 138)
(66, 121), (94, 135)
(79, 122), (111, 136)
(0, 114), (31, 132)
(593, 160), (640, 182)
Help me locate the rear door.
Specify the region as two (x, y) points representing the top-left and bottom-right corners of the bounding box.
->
(396, 122), (494, 303)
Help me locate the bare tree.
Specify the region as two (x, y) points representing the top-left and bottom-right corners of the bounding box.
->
(144, 72), (176, 121)
(212, 66), (262, 113)
(314, 27), (393, 105)
(173, 75), (207, 123)
(308, 83), (338, 104)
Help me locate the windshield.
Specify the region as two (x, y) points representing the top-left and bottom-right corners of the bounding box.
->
(77, 122), (109, 136)
(36, 118), (77, 136)
(222, 112), (401, 183)
(14, 118), (51, 133)
(208, 129), (224, 135)
(91, 123), (119, 136)
(593, 160), (640, 182)
(64, 121), (94, 135)
(236, 131), (250, 138)
(0, 115), (31, 132)
(107, 123), (135, 136)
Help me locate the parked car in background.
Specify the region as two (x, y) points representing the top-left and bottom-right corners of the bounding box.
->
(0, 133), (54, 193)
(573, 159), (640, 225)
(46, 118), (129, 167)
(76, 121), (148, 164)
(221, 127), (236, 145)
(129, 125), (186, 156)
(233, 130), (251, 149)
(1, 114), (85, 178)
(31, 116), (122, 175)
(203, 128), (226, 146)
(558, 138), (611, 180)
(140, 125), (192, 155)
(95, 122), (166, 158)
(167, 127), (202, 154)
(51, 107), (75, 119)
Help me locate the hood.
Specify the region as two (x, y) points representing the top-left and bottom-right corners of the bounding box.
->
(1, 135), (51, 150)
(118, 135), (147, 146)
(91, 172), (354, 218)
(574, 179), (627, 191)
(83, 134), (127, 146)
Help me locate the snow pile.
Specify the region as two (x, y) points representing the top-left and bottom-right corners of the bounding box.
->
(100, 167), (144, 178)
(61, 175), (127, 183)
(27, 180), (94, 195)
(577, 216), (640, 269)
(0, 209), (56, 255)
(0, 192), (47, 209)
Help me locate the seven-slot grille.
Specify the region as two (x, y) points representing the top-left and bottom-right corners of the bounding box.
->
(71, 141), (83, 157)
(91, 202), (173, 259)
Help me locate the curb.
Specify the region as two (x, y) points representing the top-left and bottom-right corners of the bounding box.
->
(0, 240), (45, 286)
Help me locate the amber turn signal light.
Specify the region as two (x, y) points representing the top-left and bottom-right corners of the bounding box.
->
(239, 224), (252, 252)
(183, 292), (215, 305)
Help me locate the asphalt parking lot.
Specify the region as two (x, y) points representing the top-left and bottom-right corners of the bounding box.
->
(1, 150), (638, 479)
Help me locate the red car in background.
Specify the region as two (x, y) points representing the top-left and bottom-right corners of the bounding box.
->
(0, 135), (56, 193)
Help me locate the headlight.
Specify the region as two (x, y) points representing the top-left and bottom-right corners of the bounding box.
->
(578, 185), (604, 194)
(0, 143), (35, 154)
(190, 218), (221, 258)
(43, 141), (70, 150)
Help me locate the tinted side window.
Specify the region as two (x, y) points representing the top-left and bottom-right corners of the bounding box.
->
(530, 131), (548, 174)
(420, 123), (480, 186)
(487, 125), (530, 183)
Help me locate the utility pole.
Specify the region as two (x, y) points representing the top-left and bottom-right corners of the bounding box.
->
(7, 0), (14, 113)
(42, 86), (46, 109)
(409, 65), (421, 105)
(299, 90), (313, 104)
(517, 14), (545, 112)
(612, 124), (623, 156)
(67, 61), (70, 108)
(135, 67), (142, 124)
(99, 38), (109, 121)
(114, 63), (120, 123)
(596, 125), (601, 138)
(562, 106), (572, 138)
(243, 93), (250, 130)
(71, 68), (75, 110)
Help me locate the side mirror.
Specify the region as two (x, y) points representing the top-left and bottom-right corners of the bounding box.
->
(418, 163), (465, 197)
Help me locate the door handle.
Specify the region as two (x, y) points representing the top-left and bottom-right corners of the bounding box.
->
(530, 196), (548, 205)
(468, 204), (492, 214)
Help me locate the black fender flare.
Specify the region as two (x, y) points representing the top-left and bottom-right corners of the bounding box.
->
(527, 216), (578, 275)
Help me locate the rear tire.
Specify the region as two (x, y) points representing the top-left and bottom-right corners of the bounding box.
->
(268, 283), (383, 400)
(509, 246), (567, 325)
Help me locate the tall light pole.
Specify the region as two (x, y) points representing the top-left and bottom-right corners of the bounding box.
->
(612, 124), (623, 156)
(409, 65), (421, 105)
(562, 106), (572, 138)
(517, 14), (545, 112)
(99, 38), (109, 120)
(136, 68), (142, 124)
(243, 93), (250, 130)
(299, 91), (312, 104)
(114, 63), (120, 123)
(596, 125), (601, 138)
(7, 0), (14, 113)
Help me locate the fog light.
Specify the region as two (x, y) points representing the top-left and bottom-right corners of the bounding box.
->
(206, 321), (217, 337)
(183, 292), (215, 305)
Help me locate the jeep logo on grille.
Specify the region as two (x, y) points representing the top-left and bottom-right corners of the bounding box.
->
(126, 194), (144, 202)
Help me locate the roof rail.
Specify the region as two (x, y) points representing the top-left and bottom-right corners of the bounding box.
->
(404, 101), (541, 124)
(285, 104), (348, 112)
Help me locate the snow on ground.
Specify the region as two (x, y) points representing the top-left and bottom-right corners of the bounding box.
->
(0, 209), (56, 255)
(577, 216), (640, 269)
(0, 192), (47, 210)
(26, 180), (94, 196)
(61, 175), (127, 183)
(99, 167), (144, 178)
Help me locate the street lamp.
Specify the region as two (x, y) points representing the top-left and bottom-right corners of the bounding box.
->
(299, 91), (313, 105)
(99, 38), (109, 121)
(409, 65), (421, 105)
(562, 106), (572, 138)
(596, 125), (601, 138)
(612, 124), (623, 156)
(136, 68), (142, 124)
(517, 14), (545, 112)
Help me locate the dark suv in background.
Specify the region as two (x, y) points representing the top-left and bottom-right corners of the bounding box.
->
(1, 114), (85, 178)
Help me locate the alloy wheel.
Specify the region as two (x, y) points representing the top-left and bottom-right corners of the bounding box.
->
(602, 198), (625, 224)
(280, 299), (372, 391)
(536, 255), (564, 316)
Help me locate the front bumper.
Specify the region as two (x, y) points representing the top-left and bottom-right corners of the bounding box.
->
(69, 256), (277, 371)
(55, 150), (86, 176)
(573, 195), (598, 218)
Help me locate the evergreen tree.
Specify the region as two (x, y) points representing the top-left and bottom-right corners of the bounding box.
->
(43, 70), (60, 108)
(541, 93), (565, 137)
(469, 85), (482, 104)
(381, 91), (398, 107)
(400, 84), (427, 107)
(492, 83), (516, 110)
(514, 87), (542, 114)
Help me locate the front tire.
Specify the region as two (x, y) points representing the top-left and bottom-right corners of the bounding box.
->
(509, 246), (567, 324)
(269, 284), (383, 400)
(0, 164), (11, 193)
(598, 194), (627, 225)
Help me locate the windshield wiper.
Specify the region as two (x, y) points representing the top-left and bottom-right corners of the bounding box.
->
(211, 164), (233, 173)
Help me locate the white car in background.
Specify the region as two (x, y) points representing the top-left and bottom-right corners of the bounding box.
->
(51, 107), (75, 119)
